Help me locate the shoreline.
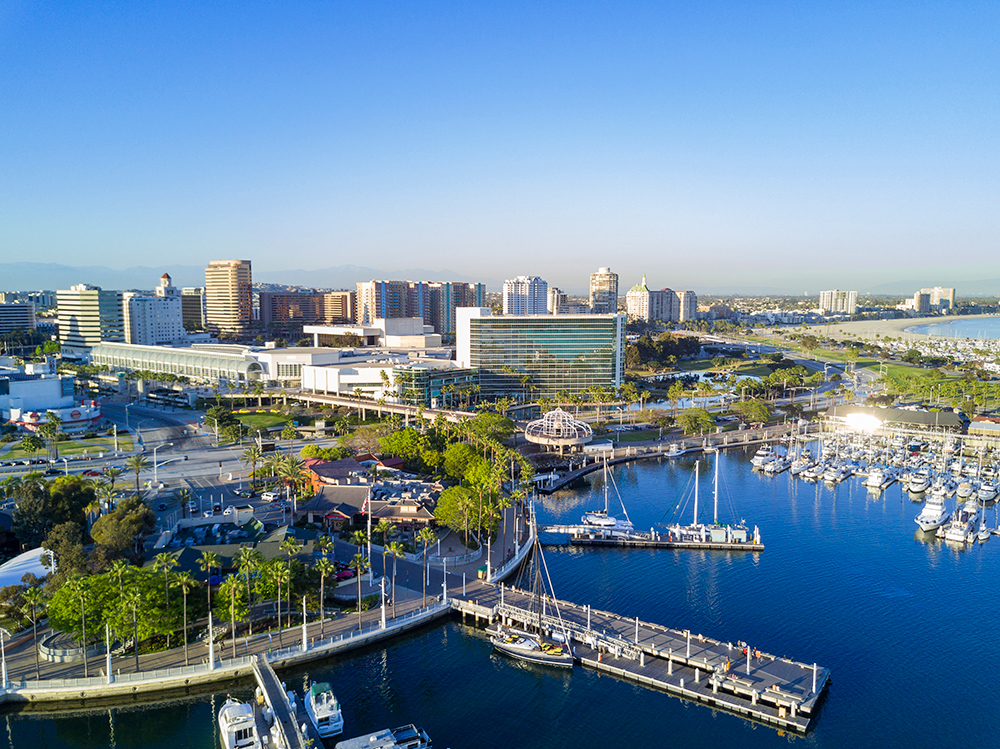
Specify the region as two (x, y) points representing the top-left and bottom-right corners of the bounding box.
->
(807, 313), (1000, 341)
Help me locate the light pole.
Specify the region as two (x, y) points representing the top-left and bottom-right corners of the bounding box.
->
(61, 457), (69, 476)
(0, 626), (9, 689)
(124, 403), (133, 431)
(152, 443), (174, 486)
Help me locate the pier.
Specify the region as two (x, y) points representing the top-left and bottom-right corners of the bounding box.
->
(539, 525), (764, 552)
(449, 584), (829, 734)
(251, 656), (319, 749)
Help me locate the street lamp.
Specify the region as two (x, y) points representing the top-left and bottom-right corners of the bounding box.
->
(152, 442), (174, 486)
(61, 457), (69, 476)
(124, 403), (133, 431)
(0, 626), (10, 688)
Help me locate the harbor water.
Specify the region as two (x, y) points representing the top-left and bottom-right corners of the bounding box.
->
(907, 315), (1000, 339)
(7, 445), (1000, 747)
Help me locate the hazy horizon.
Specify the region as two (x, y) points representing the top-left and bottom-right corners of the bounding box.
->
(2, 3), (997, 293)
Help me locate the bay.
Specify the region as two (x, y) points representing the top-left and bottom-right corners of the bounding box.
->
(907, 315), (1000, 339)
(7, 445), (999, 748)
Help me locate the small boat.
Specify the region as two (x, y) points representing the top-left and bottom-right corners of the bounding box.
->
(665, 442), (700, 458)
(218, 697), (262, 749)
(908, 470), (931, 494)
(305, 682), (344, 738)
(866, 467), (896, 491)
(334, 724), (432, 749)
(489, 624), (574, 668)
(956, 480), (978, 500)
(763, 456), (791, 475)
(977, 481), (998, 503)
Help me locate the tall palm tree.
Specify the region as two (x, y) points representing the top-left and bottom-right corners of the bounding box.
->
(236, 547), (263, 636)
(417, 527), (438, 607)
(22, 587), (44, 679)
(279, 536), (302, 620)
(375, 520), (395, 576)
(171, 571), (198, 666)
(269, 560), (290, 644)
(198, 550), (221, 609)
(316, 533), (334, 560)
(122, 586), (141, 672)
(175, 487), (194, 519)
(386, 541), (405, 620)
(217, 574), (240, 659)
(277, 457), (307, 510)
(103, 466), (124, 493)
(314, 558), (335, 638)
(154, 553), (178, 644)
(350, 553), (367, 630)
(241, 444), (263, 491)
(124, 454), (149, 496)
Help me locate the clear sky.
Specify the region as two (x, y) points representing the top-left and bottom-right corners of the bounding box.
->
(2, 1), (997, 293)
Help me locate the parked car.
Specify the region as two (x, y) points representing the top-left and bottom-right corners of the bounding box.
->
(83, 469), (101, 476)
(157, 503), (168, 511)
(261, 491), (278, 502)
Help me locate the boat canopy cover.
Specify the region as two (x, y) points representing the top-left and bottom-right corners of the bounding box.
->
(311, 682), (332, 696)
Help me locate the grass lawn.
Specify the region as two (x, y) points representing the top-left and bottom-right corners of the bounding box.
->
(1, 435), (134, 460)
(236, 412), (289, 430)
(609, 429), (663, 442)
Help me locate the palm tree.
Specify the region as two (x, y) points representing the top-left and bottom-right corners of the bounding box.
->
(125, 454), (149, 496)
(316, 533), (334, 560)
(217, 575), (240, 659)
(269, 560), (290, 643)
(122, 586), (142, 672)
(279, 536), (302, 621)
(236, 547), (263, 636)
(350, 553), (367, 630)
(387, 541), (405, 620)
(314, 558), (336, 638)
(103, 466), (124, 492)
(277, 457), (307, 511)
(154, 553), (178, 644)
(175, 487), (194, 518)
(171, 571), (198, 666)
(241, 444), (263, 491)
(374, 520), (395, 576)
(22, 587), (44, 679)
(198, 550), (221, 609)
(417, 527), (438, 607)
(349, 530), (367, 569)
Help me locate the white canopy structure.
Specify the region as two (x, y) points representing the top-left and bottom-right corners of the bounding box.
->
(524, 408), (593, 454)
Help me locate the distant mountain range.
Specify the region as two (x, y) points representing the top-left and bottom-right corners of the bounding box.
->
(0, 262), (503, 292)
(1, 261), (995, 297)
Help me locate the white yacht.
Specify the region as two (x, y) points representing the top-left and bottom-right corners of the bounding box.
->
(334, 724), (432, 749)
(956, 480), (978, 500)
(866, 467), (896, 491)
(789, 455), (815, 476)
(305, 682), (344, 738)
(580, 459), (635, 537)
(751, 445), (776, 468)
(915, 495), (950, 532)
(908, 470), (931, 495)
(943, 501), (980, 544)
(763, 456), (791, 475)
(977, 481), (998, 503)
(218, 698), (262, 749)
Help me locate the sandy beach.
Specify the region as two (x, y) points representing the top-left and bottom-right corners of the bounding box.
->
(806, 313), (1000, 341)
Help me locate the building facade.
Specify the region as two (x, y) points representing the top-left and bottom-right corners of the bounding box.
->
(625, 275), (697, 323)
(258, 289), (356, 329)
(818, 289), (858, 315)
(205, 260), (253, 333)
(89, 342), (264, 383)
(56, 284), (124, 359)
(122, 274), (186, 346)
(589, 267), (619, 314)
(502, 276), (548, 315)
(0, 303), (36, 334)
(181, 287), (206, 330)
(456, 308), (624, 398)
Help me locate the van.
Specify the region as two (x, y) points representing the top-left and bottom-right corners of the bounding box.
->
(261, 491), (278, 502)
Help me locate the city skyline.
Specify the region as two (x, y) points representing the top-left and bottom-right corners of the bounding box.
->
(2, 3), (997, 292)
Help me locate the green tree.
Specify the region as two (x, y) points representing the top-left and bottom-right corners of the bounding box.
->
(350, 553), (368, 629)
(171, 570), (198, 666)
(387, 541), (406, 620)
(124, 454), (149, 496)
(22, 586), (45, 678)
(314, 558), (335, 638)
(676, 408), (715, 435)
(417, 526), (438, 607)
(19, 433), (44, 459)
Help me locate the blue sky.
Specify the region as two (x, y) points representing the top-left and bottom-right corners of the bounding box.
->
(2, 1), (997, 293)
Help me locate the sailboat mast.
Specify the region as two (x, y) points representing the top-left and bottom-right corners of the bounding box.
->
(604, 456), (609, 514)
(714, 452), (720, 525)
(693, 461), (699, 526)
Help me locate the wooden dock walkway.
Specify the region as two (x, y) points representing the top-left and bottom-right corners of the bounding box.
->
(252, 656), (321, 749)
(448, 584), (829, 734)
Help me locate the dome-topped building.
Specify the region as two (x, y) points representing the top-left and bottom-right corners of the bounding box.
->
(524, 408), (593, 454)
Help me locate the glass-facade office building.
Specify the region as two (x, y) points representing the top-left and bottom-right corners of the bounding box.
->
(457, 309), (624, 398)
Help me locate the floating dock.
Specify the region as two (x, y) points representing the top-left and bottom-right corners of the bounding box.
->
(450, 585), (829, 734)
(541, 526), (764, 552)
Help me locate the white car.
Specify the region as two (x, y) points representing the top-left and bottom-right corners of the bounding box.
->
(260, 491), (278, 502)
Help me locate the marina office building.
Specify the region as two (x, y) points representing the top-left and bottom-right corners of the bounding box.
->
(456, 307), (624, 398)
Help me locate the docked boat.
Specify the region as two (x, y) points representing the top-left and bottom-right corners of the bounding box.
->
(665, 442), (700, 458)
(789, 454), (815, 476)
(580, 458), (635, 537)
(751, 445), (776, 469)
(489, 514), (574, 668)
(763, 456), (791, 475)
(943, 501), (980, 544)
(915, 495), (950, 533)
(956, 480), (978, 500)
(218, 698), (262, 749)
(305, 681), (344, 738)
(908, 470), (931, 494)
(334, 724), (432, 749)
(866, 467), (896, 491)
(977, 481), (998, 503)
(662, 456), (760, 546)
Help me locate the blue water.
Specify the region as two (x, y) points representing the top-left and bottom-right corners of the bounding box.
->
(7, 447), (1000, 747)
(907, 315), (1000, 339)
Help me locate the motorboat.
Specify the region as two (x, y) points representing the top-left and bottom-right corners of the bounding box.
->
(665, 442), (700, 458)
(750, 445), (776, 468)
(334, 724), (432, 749)
(943, 501), (980, 544)
(978, 481), (998, 503)
(789, 455), (815, 476)
(218, 698), (262, 749)
(956, 480), (978, 500)
(866, 467), (896, 491)
(305, 682), (344, 738)
(823, 463), (852, 484)
(908, 470), (931, 494)
(915, 495), (950, 532)
(763, 456), (791, 475)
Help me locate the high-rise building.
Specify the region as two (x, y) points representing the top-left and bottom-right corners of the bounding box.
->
(457, 307), (624, 398)
(427, 282), (486, 335)
(921, 287), (955, 312)
(181, 287), (206, 330)
(502, 276), (548, 315)
(625, 275), (693, 322)
(258, 290), (357, 329)
(0, 302), (36, 334)
(121, 273), (185, 346)
(547, 287), (567, 314)
(356, 280), (481, 334)
(818, 289), (858, 315)
(56, 284), (124, 358)
(205, 260), (253, 333)
(589, 267), (619, 314)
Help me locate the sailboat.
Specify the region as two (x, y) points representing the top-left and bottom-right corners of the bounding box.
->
(488, 514), (574, 668)
(663, 455), (760, 546)
(580, 457), (635, 537)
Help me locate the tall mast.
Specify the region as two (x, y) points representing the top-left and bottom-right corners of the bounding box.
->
(693, 461), (699, 526)
(714, 452), (720, 525)
(604, 456), (609, 514)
